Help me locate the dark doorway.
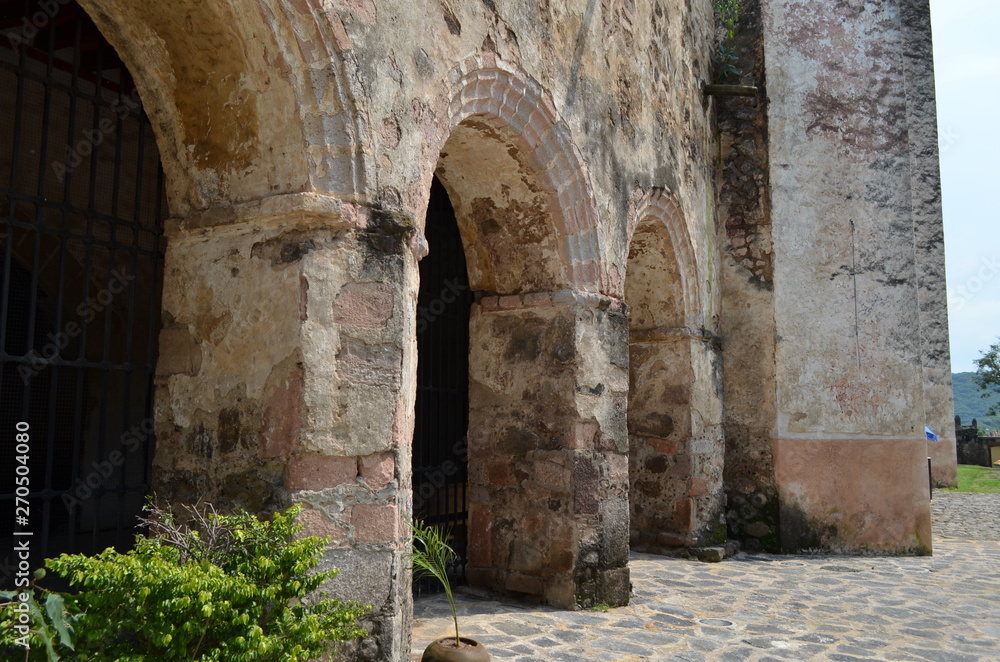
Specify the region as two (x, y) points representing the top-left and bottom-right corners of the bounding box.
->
(412, 176), (472, 595)
(0, 0), (166, 586)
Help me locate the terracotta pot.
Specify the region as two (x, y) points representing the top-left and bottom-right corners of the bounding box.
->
(421, 636), (491, 662)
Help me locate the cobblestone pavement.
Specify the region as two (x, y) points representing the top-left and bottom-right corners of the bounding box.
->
(931, 491), (1000, 541)
(413, 491), (1000, 661)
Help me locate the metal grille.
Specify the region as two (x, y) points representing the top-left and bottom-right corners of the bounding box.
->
(413, 176), (472, 596)
(0, 0), (165, 586)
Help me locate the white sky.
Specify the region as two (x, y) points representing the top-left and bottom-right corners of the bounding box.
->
(930, 0), (1000, 373)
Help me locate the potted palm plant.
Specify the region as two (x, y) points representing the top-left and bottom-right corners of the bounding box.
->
(410, 519), (490, 662)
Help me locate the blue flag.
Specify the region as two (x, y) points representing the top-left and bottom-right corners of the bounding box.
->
(925, 426), (939, 441)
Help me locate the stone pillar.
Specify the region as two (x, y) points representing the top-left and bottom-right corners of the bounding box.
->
(466, 291), (630, 609)
(152, 193), (416, 661)
(762, 0), (932, 553)
(900, 0), (958, 487)
(629, 330), (725, 551)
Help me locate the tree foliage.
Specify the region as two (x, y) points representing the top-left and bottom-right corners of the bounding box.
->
(974, 338), (1000, 417)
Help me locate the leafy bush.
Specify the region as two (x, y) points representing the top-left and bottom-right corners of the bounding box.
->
(1, 575), (77, 662)
(1, 503), (368, 661)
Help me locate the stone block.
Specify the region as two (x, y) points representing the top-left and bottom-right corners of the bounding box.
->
(569, 421), (599, 450)
(572, 457), (599, 515)
(359, 452), (395, 489)
(657, 531), (693, 548)
(296, 507), (349, 546)
(669, 454), (693, 477)
(690, 438), (715, 455)
(352, 504), (399, 544)
(647, 437), (681, 455)
(674, 498), (695, 533)
(497, 294), (522, 310)
(505, 572), (544, 596)
(544, 576), (578, 610)
(336, 338), (402, 388)
(600, 497), (630, 567)
(534, 460), (570, 490)
(331, 283), (394, 328)
(487, 461), (514, 486)
(468, 507), (493, 566)
(318, 549), (396, 611)
(465, 566), (498, 590)
(694, 547), (726, 563)
(286, 455), (357, 491)
(596, 566), (631, 607)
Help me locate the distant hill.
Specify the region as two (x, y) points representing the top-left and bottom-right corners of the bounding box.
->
(952, 372), (1000, 431)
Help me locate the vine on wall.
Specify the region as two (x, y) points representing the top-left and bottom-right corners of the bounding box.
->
(713, 0), (741, 82)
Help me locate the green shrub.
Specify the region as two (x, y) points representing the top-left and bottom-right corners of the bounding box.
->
(2, 503), (368, 661)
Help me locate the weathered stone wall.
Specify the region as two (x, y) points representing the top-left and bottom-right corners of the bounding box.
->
(627, 192), (725, 550)
(52, 0), (955, 658)
(714, 0), (781, 552)
(85, 0), (724, 658)
(152, 197), (417, 659)
(762, 0), (932, 553)
(467, 293), (630, 608)
(899, 0), (958, 487)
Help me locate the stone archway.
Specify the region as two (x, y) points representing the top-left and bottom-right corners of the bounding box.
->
(78, 0), (368, 214)
(625, 189), (725, 551)
(414, 61), (629, 610)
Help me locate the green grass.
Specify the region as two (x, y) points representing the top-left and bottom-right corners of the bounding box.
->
(943, 465), (1000, 493)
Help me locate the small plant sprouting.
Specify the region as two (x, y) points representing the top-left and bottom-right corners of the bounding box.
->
(713, 0), (742, 83)
(409, 519), (461, 648)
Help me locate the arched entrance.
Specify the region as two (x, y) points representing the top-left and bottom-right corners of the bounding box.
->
(413, 176), (472, 595)
(411, 62), (630, 610)
(625, 190), (724, 551)
(0, 0), (165, 580)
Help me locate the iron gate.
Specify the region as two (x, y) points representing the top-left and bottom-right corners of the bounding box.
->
(0, 0), (165, 586)
(413, 177), (472, 596)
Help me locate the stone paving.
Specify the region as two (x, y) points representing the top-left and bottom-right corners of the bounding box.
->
(412, 491), (1000, 661)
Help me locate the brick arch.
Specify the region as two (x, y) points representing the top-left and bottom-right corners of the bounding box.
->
(626, 187), (702, 329)
(625, 187), (723, 550)
(78, 0), (366, 216)
(429, 56), (605, 294)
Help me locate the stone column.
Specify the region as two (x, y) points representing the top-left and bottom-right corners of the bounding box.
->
(762, 0), (933, 553)
(900, 0), (958, 487)
(152, 193), (416, 661)
(628, 330), (725, 551)
(465, 291), (630, 609)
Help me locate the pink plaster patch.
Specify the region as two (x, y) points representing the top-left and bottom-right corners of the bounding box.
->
(261, 367), (303, 458)
(332, 284), (394, 328)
